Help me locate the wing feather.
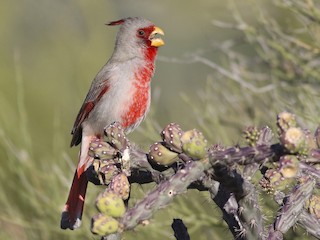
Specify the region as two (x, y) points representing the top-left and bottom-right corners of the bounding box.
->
(70, 79), (110, 147)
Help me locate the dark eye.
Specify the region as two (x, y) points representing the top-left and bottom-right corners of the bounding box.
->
(138, 30), (145, 36)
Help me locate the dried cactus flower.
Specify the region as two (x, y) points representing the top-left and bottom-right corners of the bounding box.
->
(91, 213), (119, 236)
(181, 129), (208, 159)
(110, 173), (130, 200)
(161, 123), (184, 153)
(96, 190), (126, 218)
(149, 142), (179, 166)
(280, 127), (307, 154)
(306, 195), (320, 219)
(277, 112), (297, 133)
(279, 155), (299, 178)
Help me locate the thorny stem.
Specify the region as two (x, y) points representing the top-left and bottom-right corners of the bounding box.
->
(91, 117), (320, 239)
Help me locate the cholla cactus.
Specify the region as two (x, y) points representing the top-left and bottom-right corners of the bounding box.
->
(243, 126), (261, 147)
(315, 126), (320, 149)
(259, 168), (295, 193)
(109, 173), (130, 200)
(279, 127), (308, 154)
(104, 122), (130, 151)
(91, 214), (119, 236)
(95, 190), (126, 218)
(277, 111), (297, 133)
(149, 142), (179, 166)
(86, 114), (320, 240)
(90, 160), (120, 185)
(306, 195), (320, 219)
(180, 129), (208, 159)
(89, 140), (117, 160)
(161, 123), (184, 153)
(278, 155), (299, 178)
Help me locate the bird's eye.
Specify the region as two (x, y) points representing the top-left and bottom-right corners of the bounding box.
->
(138, 30), (145, 36)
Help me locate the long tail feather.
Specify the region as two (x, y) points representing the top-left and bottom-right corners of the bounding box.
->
(60, 170), (88, 230)
(61, 135), (94, 230)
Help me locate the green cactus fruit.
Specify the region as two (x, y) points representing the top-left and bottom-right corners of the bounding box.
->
(149, 142), (179, 166)
(243, 126), (260, 147)
(279, 155), (299, 178)
(279, 127), (307, 154)
(104, 122), (129, 151)
(110, 173), (130, 200)
(88, 140), (117, 160)
(161, 123), (184, 153)
(277, 112), (297, 133)
(96, 190), (126, 217)
(306, 195), (320, 219)
(181, 129), (208, 159)
(91, 213), (119, 236)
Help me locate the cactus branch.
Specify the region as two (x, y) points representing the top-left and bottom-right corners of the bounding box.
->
(87, 112), (320, 239)
(120, 160), (206, 230)
(268, 177), (315, 236)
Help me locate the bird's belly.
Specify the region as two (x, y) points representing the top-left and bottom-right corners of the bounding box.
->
(84, 83), (150, 135)
(121, 83), (150, 132)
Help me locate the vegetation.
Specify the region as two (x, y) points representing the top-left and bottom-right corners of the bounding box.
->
(1, 0), (320, 239)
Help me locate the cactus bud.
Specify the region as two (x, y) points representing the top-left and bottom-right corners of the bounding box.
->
(161, 123), (184, 153)
(149, 142), (179, 166)
(277, 112), (297, 133)
(104, 122), (129, 151)
(91, 213), (119, 236)
(280, 127), (307, 154)
(89, 140), (117, 160)
(306, 195), (320, 219)
(181, 129), (208, 159)
(110, 173), (130, 200)
(279, 155), (299, 178)
(243, 126), (260, 147)
(96, 190), (126, 218)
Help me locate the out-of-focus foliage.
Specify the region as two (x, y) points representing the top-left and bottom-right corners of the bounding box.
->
(0, 0), (319, 239)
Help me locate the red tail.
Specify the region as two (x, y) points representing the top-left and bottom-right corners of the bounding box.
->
(60, 170), (88, 230)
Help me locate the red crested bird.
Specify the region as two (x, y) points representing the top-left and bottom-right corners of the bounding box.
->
(61, 17), (164, 230)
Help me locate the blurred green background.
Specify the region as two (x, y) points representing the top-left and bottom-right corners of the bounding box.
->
(1, 0), (320, 239)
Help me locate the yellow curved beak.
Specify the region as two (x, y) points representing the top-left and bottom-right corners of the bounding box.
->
(150, 26), (165, 47)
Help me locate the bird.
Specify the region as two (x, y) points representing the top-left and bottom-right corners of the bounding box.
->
(60, 17), (164, 230)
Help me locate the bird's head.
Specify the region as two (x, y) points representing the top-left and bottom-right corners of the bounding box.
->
(107, 17), (165, 61)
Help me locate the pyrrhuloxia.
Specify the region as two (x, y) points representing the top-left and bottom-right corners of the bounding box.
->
(60, 17), (164, 230)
